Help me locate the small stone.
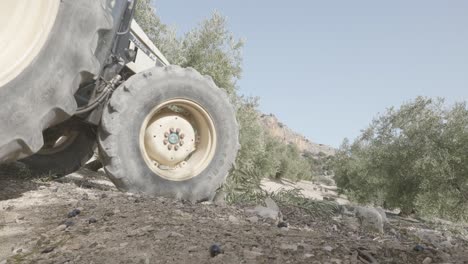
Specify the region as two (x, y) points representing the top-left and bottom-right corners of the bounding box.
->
(246, 206), (279, 220)
(41, 247), (55, 254)
(228, 215), (240, 224)
(304, 253), (314, 258)
(17, 216), (25, 220)
(247, 216), (259, 223)
(50, 186), (59, 193)
(67, 208), (81, 218)
(140, 225), (155, 233)
(64, 221), (74, 227)
(120, 242), (129, 248)
(439, 240), (453, 249)
(101, 193), (108, 198)
(422, 257), (432, 264)
(68, 242), (82, 250)
(413, 245), (424, 252)
(39, 185), (47, 190)
(88, 217), (98, 224)
(56, 224), (67, 231)
(277, 222), (288, 228)
(127, 230), (140, 237)
(169, 231), (184, 238)
(187, 246), (198, 252)
(209, 244), (222, 257)
(331, 258), (342, 264)
(355, 206), (384, 234)
(323, 246), (333, 252)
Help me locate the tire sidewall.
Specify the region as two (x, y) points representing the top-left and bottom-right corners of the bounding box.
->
(108, 74), (237, 201)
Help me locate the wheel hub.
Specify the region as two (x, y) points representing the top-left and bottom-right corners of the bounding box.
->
(144, 114), (196, 166)
(168, 133), (180, 145)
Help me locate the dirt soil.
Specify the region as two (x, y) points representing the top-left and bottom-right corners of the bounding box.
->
(1, 164), (467, 264)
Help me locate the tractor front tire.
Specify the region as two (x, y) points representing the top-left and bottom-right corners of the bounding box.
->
(98, 66), (240, 202)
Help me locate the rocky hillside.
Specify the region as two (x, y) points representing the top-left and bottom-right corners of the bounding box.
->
(260, 113), (335, 156)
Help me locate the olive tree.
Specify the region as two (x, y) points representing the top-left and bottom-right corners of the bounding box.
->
(334, 97), (468, 221)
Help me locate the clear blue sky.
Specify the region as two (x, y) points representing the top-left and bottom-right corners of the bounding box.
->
(154, 0), (468, 147)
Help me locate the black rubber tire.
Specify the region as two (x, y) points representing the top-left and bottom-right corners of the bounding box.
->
(98, 66), (240, 202)
(0, 0), (114, 163)
(20, 120), (97, 177)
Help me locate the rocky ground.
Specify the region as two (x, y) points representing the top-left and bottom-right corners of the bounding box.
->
(1, 164), (468, 264)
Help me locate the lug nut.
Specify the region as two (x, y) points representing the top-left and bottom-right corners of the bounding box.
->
(180, 134), (185, 139)
(168, 145), (172, 150)
(174, 145), (179, 151)
(180, 140), (184, 146)
(164, 132), (169, 138)
(163, 139), (168, 145)
(176, 128), (181, 134)
(170, 128), (175, 133)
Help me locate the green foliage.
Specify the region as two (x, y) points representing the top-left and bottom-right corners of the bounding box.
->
(178, 13), (243, 95)
(271, 189), (341, 219)
(135, 1), (242, 95)
(333, 97), (468, 221)
(134, 0), (183, 63)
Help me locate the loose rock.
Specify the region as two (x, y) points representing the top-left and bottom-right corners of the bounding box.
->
(413, 245), (424, 252)
(277, 221), (288, 228)
(355, 206), (384, 234)
(246, 206), (279, 220)
(247, 216), (259, 223)
(67, 208), (81, 218)
(209, 244), (222, 257)
(422, 257), (432, 264)
(228, 215), (240, 224)
(41, 247), (55, 254)
(265, 197), (280, 212)
(88, 217), (98, 224)
(323, 246), (333, 252)
(56, 224), (67, 231)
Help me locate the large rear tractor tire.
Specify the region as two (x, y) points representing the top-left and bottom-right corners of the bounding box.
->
(0, 0), (114, 163)
(99, 66), (240, 202)
(20, 118), (96, 177)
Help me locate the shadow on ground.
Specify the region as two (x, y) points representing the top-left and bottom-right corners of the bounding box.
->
(0, 163), (42, 201)
(0, 163), (115, 201)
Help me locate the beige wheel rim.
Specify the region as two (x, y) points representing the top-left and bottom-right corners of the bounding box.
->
(0, 1), (60, 87)
(140, 99), (217, 181)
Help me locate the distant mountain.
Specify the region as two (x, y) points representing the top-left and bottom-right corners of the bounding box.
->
(259, 113), (335, 156)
